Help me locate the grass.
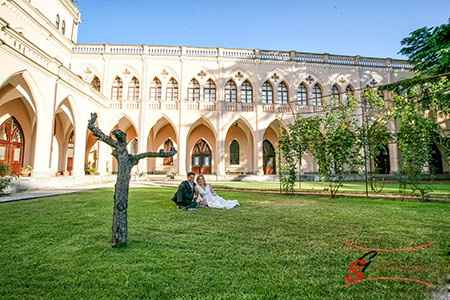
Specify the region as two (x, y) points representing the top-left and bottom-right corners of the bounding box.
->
(215, 180), (450, 196)
(0, 188), (449, 299)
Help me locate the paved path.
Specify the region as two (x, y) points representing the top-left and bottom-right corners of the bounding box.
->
(0, 181), (162, 204)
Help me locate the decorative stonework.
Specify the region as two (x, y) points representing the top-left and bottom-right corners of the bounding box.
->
(271, 73), (280, 82)
(235, 72), (244, 81)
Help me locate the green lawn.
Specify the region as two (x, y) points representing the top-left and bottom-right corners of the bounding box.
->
(215, 180), (450, 196)
(1, 188), (449, 299)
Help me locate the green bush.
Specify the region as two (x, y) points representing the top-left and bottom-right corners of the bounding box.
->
(0, 163), (10, 177)
(0, 177), (12, 193)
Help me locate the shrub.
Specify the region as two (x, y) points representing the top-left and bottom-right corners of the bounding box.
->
(0, 163), (10, 177)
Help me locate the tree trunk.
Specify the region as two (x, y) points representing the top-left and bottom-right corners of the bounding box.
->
(112, 155), (132, 247)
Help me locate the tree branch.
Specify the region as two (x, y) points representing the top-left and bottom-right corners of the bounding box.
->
(132, 149), (177, 165)
(88, 113), (118, 148)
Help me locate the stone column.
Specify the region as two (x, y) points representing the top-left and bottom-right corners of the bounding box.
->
(178, 125), (189, 176)
(32, 109), (54, 177)
(72, 116), (88, 177)
(97, 141), (110, 175)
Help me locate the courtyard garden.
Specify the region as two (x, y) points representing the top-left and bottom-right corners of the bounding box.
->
(0, 187), (449, 299)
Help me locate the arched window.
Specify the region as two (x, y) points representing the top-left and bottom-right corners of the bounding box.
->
(277, 81), (289, 104)
(261, 81), (273, 104)
(111, 76), (123, 101)
(163, 139), (174, 166)
(312, 84), (323, 106)
(331, 84), (341, 107)
(230, 140), (240, 165)
(91, 76), (101, 92)
(344, 85), (354, 106)
(224, 80), (237, 102)
(0, 117), (24, 175)
(203, 79), (216, 102)
(187, 79), (200, 102)
(150, 77), (162, 102)
(297, 83), (308, 105)
(240, 80), (253, 103)
(192, 139), (212, 174)
(61, 20), (66, 35)
(128, 77), (140, 101)
(166, 78), (179, 101)
(56, 14), (60, 29)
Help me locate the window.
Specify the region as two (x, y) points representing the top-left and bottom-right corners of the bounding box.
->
(230, 140), (240, 165)
(61, 20), (66, 35)
(150, 77), (162, 102)
(56, 14), (60, 29)
(128, 77), (140, 101)
(297, 83), (308, 105)
(187, 79), (200, 102)
(166, 78), (179, 101)
(224, 80), (237, 102)
(261, 81), (273, 104)
(91, 76), (101, 92)
(111, 76), (123, 101)
(312, 84), (323, 106)
(277, 81), (289, 104)
(163, 139), (174, 166)
(203, 79), (216, 102)
(331, 84), (341, 106)
(344, 85), (354, 106)
(240, 80), (253, 103)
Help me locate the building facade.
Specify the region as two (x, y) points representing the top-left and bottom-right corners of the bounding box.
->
(0, 0), (446, 179)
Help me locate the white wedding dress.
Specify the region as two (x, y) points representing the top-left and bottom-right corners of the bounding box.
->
(197, 184), (240, 209)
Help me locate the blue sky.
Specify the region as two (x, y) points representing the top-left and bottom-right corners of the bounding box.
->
(77, 0), (449, 58)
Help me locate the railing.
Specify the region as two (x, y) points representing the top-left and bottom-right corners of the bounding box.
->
(73, 44), (413, 70)
(262, 104), (291, 113)
(223, 102), (255, 112)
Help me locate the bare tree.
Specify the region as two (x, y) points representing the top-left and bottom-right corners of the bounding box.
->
(88, 113), (176, 247)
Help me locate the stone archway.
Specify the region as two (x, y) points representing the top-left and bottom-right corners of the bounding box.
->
(261, 119), (284, 175)
(0, 117), (24, 175)
(224, 119), (255, 174)
(187, 119), (216, 174)
(111, 117), (138, 174)
(191, 139), (212, 175)
(147, 117), (178, 174)
(0, 73), (38, 175)
(53, 99), (75, 176)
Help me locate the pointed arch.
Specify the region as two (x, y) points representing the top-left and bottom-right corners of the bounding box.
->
(203, 79), (216, 102)
(297, 82), (308, 105)
(331, 84), (341, 106)
(128, 76), (140, 101)
(312, 83), (323, 106)
(147, 116), (178, 174)
(111, 76), (123, 101)
(240, 80), (253, 103)
(277, 81), (289, 104)
(225, 118), (255, 173)
(187, 117), (217, 174)
(230, 140), (240, 165)
(0, 71), (40, 172)
(150, 77), (162, 102)
(261, 81), (274, 104)
(224, 79), (237, 102)
(187, 78), (200, 102)
(344, 84), (355, 106)
(166, 77), (179, 101)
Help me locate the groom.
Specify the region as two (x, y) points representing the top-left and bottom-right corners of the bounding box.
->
(171, 172), (198, 209)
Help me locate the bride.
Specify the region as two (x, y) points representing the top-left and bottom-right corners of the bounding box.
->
(196, 175), (240, 209)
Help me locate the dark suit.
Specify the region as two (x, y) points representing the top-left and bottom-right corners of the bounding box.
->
(172, 180), (198, 209)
